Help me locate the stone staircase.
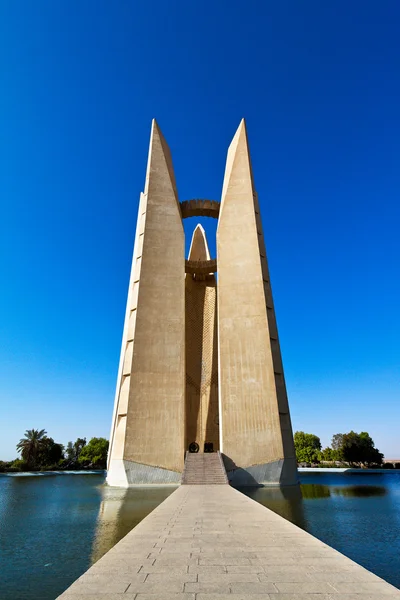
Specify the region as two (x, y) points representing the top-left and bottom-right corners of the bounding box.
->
(181, 451), (229, 485)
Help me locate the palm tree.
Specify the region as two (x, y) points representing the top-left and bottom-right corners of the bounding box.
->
(16, 429), (47, 467)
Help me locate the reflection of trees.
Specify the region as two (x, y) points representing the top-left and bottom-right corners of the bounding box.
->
(90, 486), (177, 564)
(300, 484), (331, 499)
(332, 485), (386, 498)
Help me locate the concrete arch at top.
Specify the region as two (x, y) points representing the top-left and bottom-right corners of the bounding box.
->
(181, 199), (219, 275)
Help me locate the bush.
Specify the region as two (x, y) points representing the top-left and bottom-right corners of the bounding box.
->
(10, 459), (31, 471)
(40, 465), (60, 471)
(394, 463), (400, 470)
(382, 463), (394, 469)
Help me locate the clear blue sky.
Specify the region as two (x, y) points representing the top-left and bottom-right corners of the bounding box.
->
(1, 1), (399, 461)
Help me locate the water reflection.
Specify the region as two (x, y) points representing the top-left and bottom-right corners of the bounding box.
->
(90, 485), (177, 564)
(0, 474), (177, 600)
(240, 484), (307, 529)
(242, 473), (400, 590)
(241, 481), (388, 535)
(300, 483), (387, 499)
(301, 484), (331, 499)
(332, 485), (386, 497)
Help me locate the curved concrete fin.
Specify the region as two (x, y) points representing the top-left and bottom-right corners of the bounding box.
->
(188, 224), (211, 261)
(144, 119), (180, 214)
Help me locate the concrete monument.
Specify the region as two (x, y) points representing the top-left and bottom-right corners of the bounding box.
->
(107, 119), (297, 487)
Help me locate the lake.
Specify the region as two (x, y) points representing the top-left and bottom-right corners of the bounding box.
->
(1, 471), (399, 599)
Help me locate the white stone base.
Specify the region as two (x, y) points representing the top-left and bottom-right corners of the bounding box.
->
(223, 455), (298, 486)
(107, 459), (182, 487)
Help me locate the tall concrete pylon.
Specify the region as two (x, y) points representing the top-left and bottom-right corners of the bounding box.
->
(107, 119), (297, 487)
(107, 120), (185, 486)
(217, 119), (297, 485)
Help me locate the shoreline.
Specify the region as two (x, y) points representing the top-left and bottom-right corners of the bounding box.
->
(299, 467), (400, 473)
(0, 470), (105, 477)
(2, 467), (400, 478)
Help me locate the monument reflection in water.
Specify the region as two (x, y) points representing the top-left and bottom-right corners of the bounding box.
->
(90, 485), (177, 564)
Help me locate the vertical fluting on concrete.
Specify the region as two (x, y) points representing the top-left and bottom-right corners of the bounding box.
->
(185, 225), (219, 453)
(217, 119), (297, 484)
(107, 120), (185, 486)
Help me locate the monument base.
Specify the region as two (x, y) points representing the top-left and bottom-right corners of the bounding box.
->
(222, 455), (298, 487)
(107, 459), (182, 487)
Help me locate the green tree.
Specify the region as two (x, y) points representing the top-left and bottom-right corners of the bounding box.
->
(78, 437), (109, 468)
(319, 446), (338, 462)
(294, 431), (322, 464)
(65, 438), (86, 464)
(37, 437), (64, 467)
(332, 434), (344, 452)
(16, 429), (47, 468)
(331, 431), (383, 466)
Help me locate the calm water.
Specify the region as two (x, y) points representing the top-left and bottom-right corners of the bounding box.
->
(1, 472), (400, 599)
(0, 473), (176, 600)
(243, 472), (400, 589)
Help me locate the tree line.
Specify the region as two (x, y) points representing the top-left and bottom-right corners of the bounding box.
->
(293, 430), (392, 467)
(0, 429), (109, 472)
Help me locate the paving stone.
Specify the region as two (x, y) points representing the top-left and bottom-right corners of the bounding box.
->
(152, 557), (198, 565)
(199, 557), (252, 565)
(184, 582), (231, 593)
(310, 571), (381, 583)
(262, 566), (314, 575)
(133, 595), (195, 600)
(269, 595), (332, 600)
(274, 582), (338, 593)
(140, 566), (189, 574)
(259, 571), (315, 582)
(57, 595), (131, 599)
(326, 595), (400, 600)
(144, 573), (197, 583)
(230, 581), (279, 593)
(126, 581), (184, 593)
(197, 573), (260, 583)
(188, 565), (227, 573)
(225, 565), (265, 573)
(310, 563), (365, 573)
(250, 557), (297, 565)
(196, 596), (277, 600)
(329, 582), (399, 594)
(61, 581), (131, 595)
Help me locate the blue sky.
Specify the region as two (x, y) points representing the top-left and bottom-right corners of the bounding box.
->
(1, 1), (399, 460)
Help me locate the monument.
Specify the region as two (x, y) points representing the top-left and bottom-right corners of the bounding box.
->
(107, 119), (298, 487)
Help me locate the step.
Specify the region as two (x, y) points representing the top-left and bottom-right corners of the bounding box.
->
(181, 451), (229, 485)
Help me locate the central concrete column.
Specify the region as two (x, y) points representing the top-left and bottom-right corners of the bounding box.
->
(185, 225), (219, 453)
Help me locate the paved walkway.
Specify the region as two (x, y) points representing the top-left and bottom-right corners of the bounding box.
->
(58, 485), (400, 599)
